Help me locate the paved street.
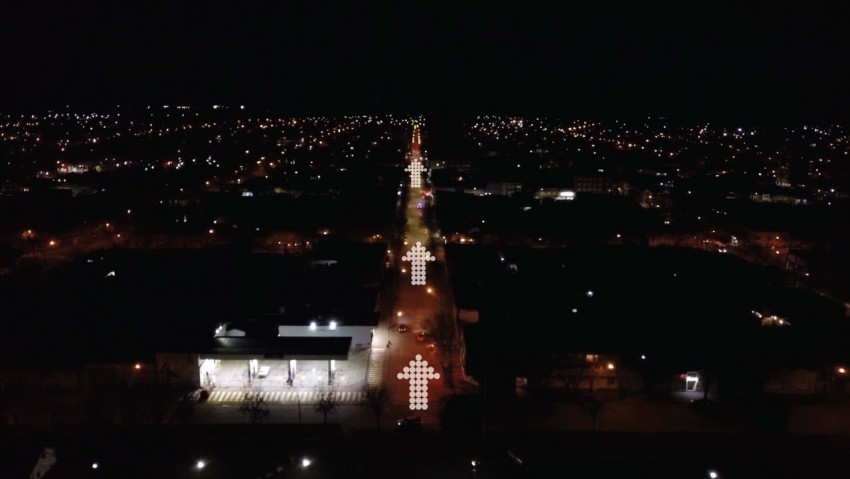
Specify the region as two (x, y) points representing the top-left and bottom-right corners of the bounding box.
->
(379, 125), (471, 426)
(166, 126), (469, 430)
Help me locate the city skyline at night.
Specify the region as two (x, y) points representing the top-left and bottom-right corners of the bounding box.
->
(3, 2), (850, 478)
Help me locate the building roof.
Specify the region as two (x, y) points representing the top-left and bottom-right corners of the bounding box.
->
(263, 310), (380, 327)
(208, 336), (351, 360)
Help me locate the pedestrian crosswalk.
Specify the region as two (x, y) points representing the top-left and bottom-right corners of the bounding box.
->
(367, 347), (387, 388)
(206, 389), (365, 404)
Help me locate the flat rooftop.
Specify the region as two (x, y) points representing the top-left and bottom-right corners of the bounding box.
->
(208, 336), (352, 360)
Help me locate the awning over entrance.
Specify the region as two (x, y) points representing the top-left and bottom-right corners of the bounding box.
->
(206, 336), (352, 360)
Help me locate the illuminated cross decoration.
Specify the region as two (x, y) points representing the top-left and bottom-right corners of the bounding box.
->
(401, 242), (435, 285)
(397, 354), (440, 410)
(405, 160), (425, 188)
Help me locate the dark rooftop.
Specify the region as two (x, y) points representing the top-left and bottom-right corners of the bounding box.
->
(209, 336), (351, 360)
(262, 310), (380, 327)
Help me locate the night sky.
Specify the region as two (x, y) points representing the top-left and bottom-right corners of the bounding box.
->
(2, 2), (849, 119)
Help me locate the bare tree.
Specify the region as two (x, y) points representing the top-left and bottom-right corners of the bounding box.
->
(582, 397), (604, 432)
(363, 385), (389, 430)
(0, 394), (21, 428)
(173, 392), (196, 424)
(314, 390), (338, 424)
(550, 354), (587, 398)
(239, 392), (270, 424)
(426, 313), (458, 389)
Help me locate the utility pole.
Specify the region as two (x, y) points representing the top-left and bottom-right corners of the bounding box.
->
(481, 372), (487, 441)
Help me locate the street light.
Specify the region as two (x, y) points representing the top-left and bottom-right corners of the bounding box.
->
(196, 460), (206, 470)
(708, 470), (719, 479)
(301, 458), (312, 468)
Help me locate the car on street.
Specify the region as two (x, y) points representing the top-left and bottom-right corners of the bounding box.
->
(397, 324), (408, 333)
(416, 332), (427, 342)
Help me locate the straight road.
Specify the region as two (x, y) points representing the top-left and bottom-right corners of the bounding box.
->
(378, 124), (469, 427)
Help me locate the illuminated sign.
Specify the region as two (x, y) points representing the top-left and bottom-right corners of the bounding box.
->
(401, 242), (435, 285)
(397, 354), (440, 410)
(405, 160), (425, 188)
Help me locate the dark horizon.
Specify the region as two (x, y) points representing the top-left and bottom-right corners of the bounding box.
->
(1, 101), (843, 128)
